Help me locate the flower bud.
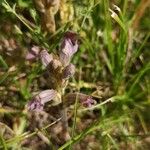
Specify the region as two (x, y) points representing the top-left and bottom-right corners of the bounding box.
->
(62, 64), (75, 79)
(40, 50), (53, 67)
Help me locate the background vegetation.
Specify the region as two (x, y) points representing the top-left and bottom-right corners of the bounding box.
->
(0, 0), (150, 149)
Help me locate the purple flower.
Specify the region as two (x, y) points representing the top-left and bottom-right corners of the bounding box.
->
(26, 46), (40, 60)
(27, 89), (57, 111)
(64, 93), (96, 108)
(27, 99), (44, 111)
(62, 64), (75, 79)
(59, 31), (78, 66)
(63, 31), (78, 45)
(81, 96), (96, 107)
(40, 50), (53, 67)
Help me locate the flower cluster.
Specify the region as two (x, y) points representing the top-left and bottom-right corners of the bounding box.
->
(27, 31), (95, 111)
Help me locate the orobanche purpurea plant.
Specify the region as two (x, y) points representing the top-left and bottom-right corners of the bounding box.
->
(27, 31), (96, 113)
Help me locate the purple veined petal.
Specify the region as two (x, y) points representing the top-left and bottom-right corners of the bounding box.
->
(73, 40), (78, 53)
(59, 31), (79, 66)
(59, 39), (78, 66)
(59, 51), (70, 66)
(62, 64), (75, 79)
(62, 39), (78, 56)
(27, 89), (57, 111)
(27, 99), (44, 111)
(40, 50), (53, 67)
(26, 46), (40, 60)
(35, 89), (57, 104)
(62, 39), (73, 56)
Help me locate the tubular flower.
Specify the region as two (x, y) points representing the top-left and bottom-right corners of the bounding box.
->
(64, 93), (96, 108)
(27, 89), (57, 111)
(59, 31), (78, 66)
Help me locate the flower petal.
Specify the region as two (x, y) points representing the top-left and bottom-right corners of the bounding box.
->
(26, 46), (40, 60)
(27, 89), (57, 111)
(27, 99), (44, 111)
(59, 31), (78, 66)
(40, 50), (53, 67)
